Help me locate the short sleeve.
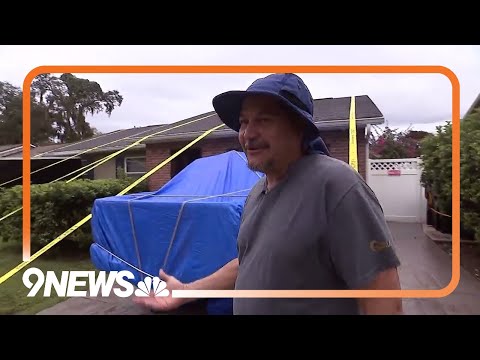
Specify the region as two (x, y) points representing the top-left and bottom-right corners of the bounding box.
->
(326, 180), (401, 289)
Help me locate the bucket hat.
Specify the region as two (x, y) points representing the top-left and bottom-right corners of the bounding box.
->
(212, 73), (321, 140)
(212, 73), (330, 155)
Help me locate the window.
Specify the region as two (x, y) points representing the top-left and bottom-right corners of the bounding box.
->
(124, 156), (146, 175)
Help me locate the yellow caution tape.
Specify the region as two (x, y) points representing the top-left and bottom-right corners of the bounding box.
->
(0, 207), (22, 223)
(0, 113), (216, 224)
(0, 127), (162, 187)
(65, 114), (216, 182)
(0, 215), (93, 285)
(349, 96), (358, 172)
(0, 123), (224, 286)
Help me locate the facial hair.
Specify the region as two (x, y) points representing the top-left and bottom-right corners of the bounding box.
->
(247, 159), (274, 173)
(244, 140), (273, 173)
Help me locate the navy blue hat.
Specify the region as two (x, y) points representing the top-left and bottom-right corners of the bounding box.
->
(212, 73), (322, 143)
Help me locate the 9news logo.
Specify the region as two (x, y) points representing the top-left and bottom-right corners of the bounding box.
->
(22, 267), (170, 298)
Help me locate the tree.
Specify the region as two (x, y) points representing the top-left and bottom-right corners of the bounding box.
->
(0, 81), (55, 145)
(0, 74), (123, 145)
(31, 73), (123, 143)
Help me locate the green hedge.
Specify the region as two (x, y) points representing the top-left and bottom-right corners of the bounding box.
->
(459, 110), (480, 240)
(0, 178), (149, 254)
(420, 110), (480, 241)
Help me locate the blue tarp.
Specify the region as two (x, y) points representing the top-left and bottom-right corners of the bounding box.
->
(89, 150), (263, 314)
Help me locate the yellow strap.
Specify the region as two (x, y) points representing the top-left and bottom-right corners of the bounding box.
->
(0, 123), (224, 286)
(0, 114), (215, 224)
(349, 96), (358, 172)
(0, 127), (161, 187)
(0, 207), (22, 223)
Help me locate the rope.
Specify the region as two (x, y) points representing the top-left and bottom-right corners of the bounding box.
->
(117, 151), (263, 282)
(93, 242), (156, 279)
(428, 207), (452, 218)
(101, 188), (252, 281)
(128, 199), (145, 281)
(0, 122), (222, 285)
(0, 125), (165, 187)
(0, 114), (217, 224)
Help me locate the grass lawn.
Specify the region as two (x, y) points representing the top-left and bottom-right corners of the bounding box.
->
(0, 240), (96, 315)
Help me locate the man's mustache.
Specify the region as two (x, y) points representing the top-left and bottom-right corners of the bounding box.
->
(244, 141), (269, 150)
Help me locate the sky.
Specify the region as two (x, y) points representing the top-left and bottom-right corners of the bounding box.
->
(0, 45), (478, 135)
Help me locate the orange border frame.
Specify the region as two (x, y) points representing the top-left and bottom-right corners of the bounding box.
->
(23, 65), (460, 299)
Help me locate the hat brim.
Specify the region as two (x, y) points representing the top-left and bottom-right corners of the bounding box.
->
(212, 90), (320, 141)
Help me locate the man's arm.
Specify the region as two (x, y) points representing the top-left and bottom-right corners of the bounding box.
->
(326, 179), (403, 315)
(134, 258), (238, 312)
(357, 267), (403, 315)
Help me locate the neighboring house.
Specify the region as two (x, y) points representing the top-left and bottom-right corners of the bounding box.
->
(464, 92), (480, 119)
(0, 126), (166, 187)
(0, 94), (385, 191)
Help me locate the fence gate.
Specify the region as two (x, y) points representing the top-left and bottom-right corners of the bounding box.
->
(366, 158), (427, 223)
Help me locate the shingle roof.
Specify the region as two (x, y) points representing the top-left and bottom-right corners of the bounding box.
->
(1, 94), (384, 159)
(45, 124), (168, 154)
(145, 95), (384, 143)
(1, 124), (168, 159)
(0, 144), (21, 154)
(465, 93), (480, 118)
(312, 95), (383, 122)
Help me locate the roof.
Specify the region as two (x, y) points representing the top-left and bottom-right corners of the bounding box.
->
(144, 95), (384, 144)
(0, 124), (168, 160)
(0, 144), (22, 154)
(0, 144), (37, 158)
(465, 93), (480, 119)
(0, 94), (384, 160)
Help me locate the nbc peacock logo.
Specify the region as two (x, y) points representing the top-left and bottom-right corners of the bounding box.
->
(134, 276), (170, 297)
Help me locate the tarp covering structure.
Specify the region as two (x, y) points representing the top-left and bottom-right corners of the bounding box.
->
(89, 150), (263, 314)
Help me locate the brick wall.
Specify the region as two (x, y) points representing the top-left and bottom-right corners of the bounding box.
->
(146, 145), (172, 191)
(146, 137), (240, 191)
(319, 128), (367, 180)
(146, 128), (366, 191)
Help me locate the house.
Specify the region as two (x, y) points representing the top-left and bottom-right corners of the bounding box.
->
(0, 126), (166, 187)
(464, 92), (480, 119)
(0, 143), (72, 187)
(0, 95), (385, 191)
(143, 95), (384, 191)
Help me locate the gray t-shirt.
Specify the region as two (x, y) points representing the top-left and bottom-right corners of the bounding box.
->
(233, 153), (401, 315)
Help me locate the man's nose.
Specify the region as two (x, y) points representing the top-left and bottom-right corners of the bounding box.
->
(242, 123), (258, 140)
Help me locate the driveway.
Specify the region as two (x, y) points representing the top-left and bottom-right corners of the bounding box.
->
(390, 222), (480, 315)
(36, 222), (480, 315)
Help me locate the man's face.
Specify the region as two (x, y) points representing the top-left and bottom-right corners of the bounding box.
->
(238, 94), (303, 174)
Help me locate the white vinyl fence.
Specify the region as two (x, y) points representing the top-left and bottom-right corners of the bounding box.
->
(366, 158), (427, 223)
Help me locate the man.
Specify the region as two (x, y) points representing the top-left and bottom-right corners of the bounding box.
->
(134, 73), (403, 315)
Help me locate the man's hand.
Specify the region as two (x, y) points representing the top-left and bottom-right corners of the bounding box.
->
(133, 270), (192, 312)
(133, 258), (238, 313)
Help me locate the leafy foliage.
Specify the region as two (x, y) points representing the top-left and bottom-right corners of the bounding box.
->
(419, 110), (480, 241)
(419, 122), (452, 215)
(0, 178), (148, 253)
(459, 110), (480, 240)
(369, 125), (431, 159)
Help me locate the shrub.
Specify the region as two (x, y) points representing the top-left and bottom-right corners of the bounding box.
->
(420, 110), (480, 241)
(459, 110), (480, 240)
(0, 177), (149, 254)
